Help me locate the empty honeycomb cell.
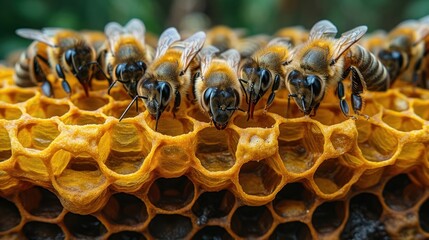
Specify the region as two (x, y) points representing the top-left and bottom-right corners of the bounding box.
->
(64, 212), (107, 238)
(0, 126), (11, 162)
(195, 127), (238, 172)
(0, 88), (35, 104)
(313, 157), (356, 195)
(311, 107), (348, 125)
(278, 121), (324, 173)
(0, 106), (22, 120)
(25, 98), (70, 118)
(356, 120), (398, 162)
(62, 112), (106, 125)
(103, 102), (145, 119)
(192, 190), (235, 225)
(109, 87), (131, 101)
(22, 221), (65, 240)
(148, 176), (195, 211)
(102, 193), (148, 226)
(373, 91), (409, 112)
(15, 155), (49, 181)
(231, 205), (273, 238)
(144, 113), (194, 136)
(187, 107), (211, 123)
(71, 94), (109, 111)
(312, 201), (345, 234)
(17, 121), (60, 150)
(330, 131), (354, 155)
(54, 154), (106, 195)
(238, 159), (282, 196)
(413, 101), (429, 121)
(419, 197), (429, 232)
(193, 226), (233, 240)
(148, 214), (192, 239)
(382, 174), (425, 211)
(396, 142), (426, 169)
(233, 112), (276, 128)
(341, 193), (388, 240)
(398, 87), (429, 100)
(382, 111), (422, 131)
(269, 221), (312, 240)
(0, 197), (21, 232)
(361, 98), (383, 116)
(109, 231), (146, 240)
(105, 122), (150, 174)
(154, 145), (190, 176)
(19, 186), (63, 218)
(273, 182), (314, 218)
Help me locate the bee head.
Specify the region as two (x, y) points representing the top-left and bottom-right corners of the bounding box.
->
(115, 61), (147, 96)
(287, 70), (323, 115)
(140, 78), (172, 130)
(202, 87), (240, 130)
(241, 62), (272, 119)
(64, 45), (95, 95)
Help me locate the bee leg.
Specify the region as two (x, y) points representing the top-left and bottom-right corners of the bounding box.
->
(41, 80), (54, 98)
(173, 90), (181, 118)
(107, 80), (118, 95)
(55, 64), (71, 95)
(265, 74), (281, 111)
(350, 66), (369, 119)
(287, 93), (298, 118)
(119, 95), (139, 121)
(337, 80), (350, 117)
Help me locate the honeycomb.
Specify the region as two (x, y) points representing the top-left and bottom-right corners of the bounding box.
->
(1, 65), (429, 240)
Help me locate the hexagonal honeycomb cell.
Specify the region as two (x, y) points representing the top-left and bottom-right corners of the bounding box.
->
(1, 57), (429, 240)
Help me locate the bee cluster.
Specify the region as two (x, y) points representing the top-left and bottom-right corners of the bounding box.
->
(13, 16), (429, 130)
(0, 17), (429, 239)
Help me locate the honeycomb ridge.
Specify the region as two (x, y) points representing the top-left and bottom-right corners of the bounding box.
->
(1, 67), (429, 239)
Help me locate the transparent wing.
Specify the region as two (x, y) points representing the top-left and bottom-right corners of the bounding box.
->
(180, 31), (206, 72)
(199, 46), (219, 76)
(309, 20), (338, 41)
(332, 26), (367, 62)
(125, 18), (146, 46)
(221, 49), (241, 73)
(104, 21), (124, 54)
(155, 27), (181, 59)
(15, 28), (57, 47)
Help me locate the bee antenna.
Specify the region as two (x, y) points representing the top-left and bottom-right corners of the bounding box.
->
(119, 95), (139, 121)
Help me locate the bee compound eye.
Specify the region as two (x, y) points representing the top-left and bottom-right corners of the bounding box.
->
(157, 82), (171, 105)
(203, 87), (216, 107)
(260, 69), (271, 91)
(137, 61), (147, 71)
(65, 49), (75, 69)
(307, 75), (322, 96)
(115, 63), (126, 81)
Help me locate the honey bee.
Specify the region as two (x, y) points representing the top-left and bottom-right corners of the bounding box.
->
(120, 27), (206, 130)
(239, 37), (292, 119)
(195, 46), (242, 130)
(104, 18), (153, 100)
(285, 20), (391, 117)
(15, 28), (108, 97)
(13, 39), (53, 96)
(378, 17), (429, 88)
(205, 25), (241, 53)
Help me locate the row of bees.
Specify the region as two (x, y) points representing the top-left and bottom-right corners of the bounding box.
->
(13, 17), (429, 130)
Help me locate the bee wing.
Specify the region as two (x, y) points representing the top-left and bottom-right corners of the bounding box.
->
(155, 27), (181, 59)
(267, 37), (292, 48)
(15, 28), (57, 47)
(331, 26), (367, 63)
(413, 24), (429, 46)
(220, 49), (241, 74)
(309, 20), (338, 40)
(199, 46), (219, 76)
(105, 21), (124, 54)
(124, 18), (146, 46)
(180, 31), (206, 72)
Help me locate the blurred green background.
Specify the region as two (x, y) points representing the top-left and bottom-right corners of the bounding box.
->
(1, 0), (428, 60)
